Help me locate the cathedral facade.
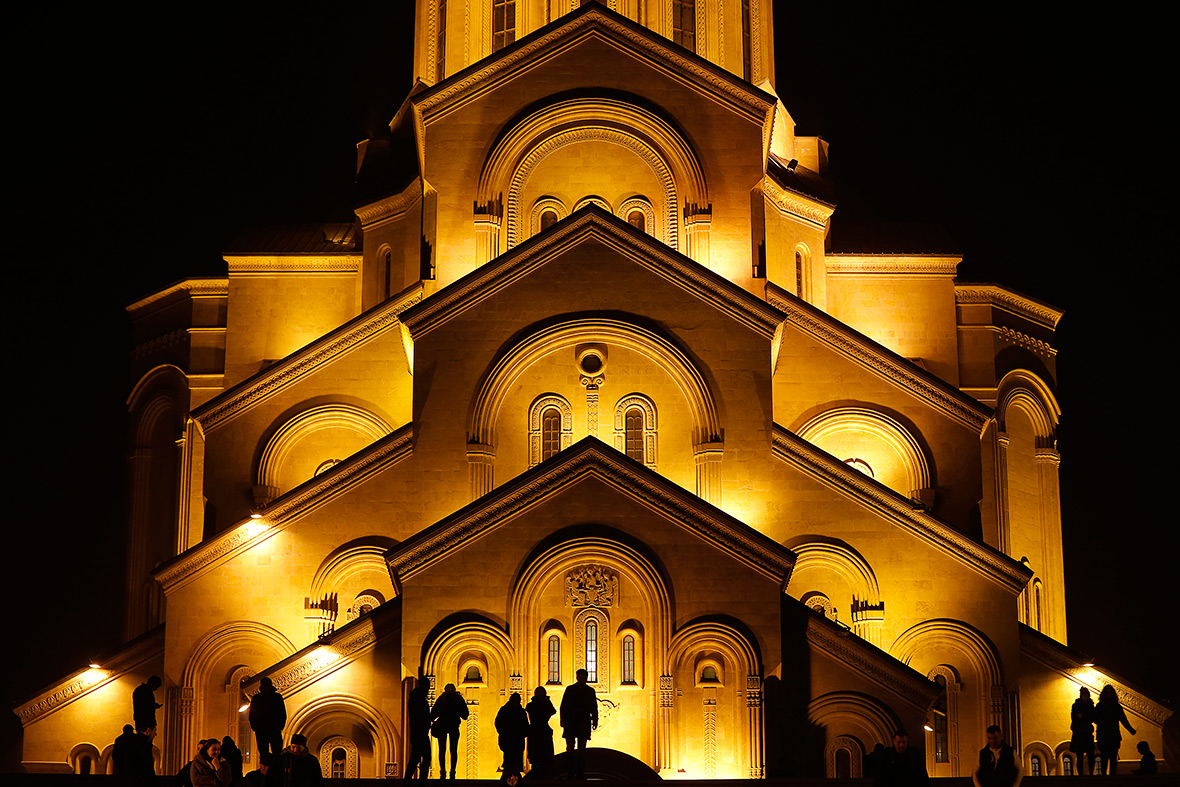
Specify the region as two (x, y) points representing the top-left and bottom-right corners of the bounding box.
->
(17, 0), (1171, 779)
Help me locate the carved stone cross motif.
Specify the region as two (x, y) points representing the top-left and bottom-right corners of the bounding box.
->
(566, 565), (618, 607)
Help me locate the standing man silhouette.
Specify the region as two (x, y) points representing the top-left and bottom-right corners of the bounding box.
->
(249, 677), (287, 761)
(560, 669), (598, 780)
(133, 676), (163, 733)
(430, 683), (469, 779)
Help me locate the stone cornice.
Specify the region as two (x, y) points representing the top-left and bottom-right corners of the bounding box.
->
(1019, 624), (1172, 726)
(355, 178), (423, 228)
(806, 615), (938, 710)
(16, 626), (164, 727)
(762, 176), (835, 231)
(387, 437), (795, 587)
(414, 5), (775, 127)
(955, 284), (1063, 329)
(192, 284), (423, 431)
(154, 426), (414, 593)
(826, 255), (962, 276)
(223, 255), (361, 274)
(400, 207), (784, 341)
(126, 278), (228, 315)
(767, 282), (991, 431)
(772, 424), (1031, 594)
(242, 611), (393, 699)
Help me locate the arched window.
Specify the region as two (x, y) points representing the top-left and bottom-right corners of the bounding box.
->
(672, 0), (696, 51)
(492, 0), (516, 51)
(1030, 755), (1042, 777)
(932, 673), (949, 763)
(622, 635), (636, 684)
(1062, 754), (1074, 776)
(541, 209), (558, 231)
(585, 620), (598, 682)
(383, 246), (393, 299)
(844, 457), (874, 477)
(613, 394), (657, 468)
(464, 664), (483, 684)
(627, 209), (645, 233)
(795, 249), (804, 296)
(741, 0), (752, 81)
(331, 748), (347, 779)
(548, 635), (561, 684)
(529, 395), (572, 467)
(835, 748), (851, 779)
(79, 756), (92, 775)
(700, 665), (718, 682)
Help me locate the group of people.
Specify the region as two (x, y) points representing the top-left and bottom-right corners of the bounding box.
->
(871, 725), (1023, 787)
(406, 668), (599, 782)
(1069, 685), (1156, 775)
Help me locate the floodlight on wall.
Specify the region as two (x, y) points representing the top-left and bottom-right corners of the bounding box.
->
(250, 511), (264, 519)
(1082, 662), (1095, 668)
(239, 703), (250, 713)
(88, 662), (101, 669)
(923, 724), (934, 732)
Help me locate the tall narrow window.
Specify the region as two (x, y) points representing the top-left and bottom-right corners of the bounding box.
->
(1030, 756), (1042, 777)
(672, 0), (696, 51)
(542, 407), (561, 460)
(1062, 755), (1074, 776)
(933, 674), (949, 763)
(835, 749), (851, 780)
(627, 210), (645, 233)
(624, 409), (643, 461)
(795, 250), (804, 296)
(622, 635), (636, 684)
(548, 635), (561, 683)
(541, 209), (558, 231)
(331, 748), (347, 779)
(436, 0), (447, 83)
(493, 0), (516, 51)
(741, 0), (752, 80)
(585, 620), (598, 682)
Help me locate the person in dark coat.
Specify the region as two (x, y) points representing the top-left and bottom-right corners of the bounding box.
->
(1068, 686), (1095, 775)
(267, 733), (322, 787)
(221, 736), (244, 784)
(559, 669), (598, 780)
(250, 677), (288, 761)
(404, 679), (432, 781)
(113, 724), (138, 775)
(1095, 685), (1136, 775)
(191, 738), (233, 787)
(1132, 741), (1157, 775)
(179, 740), (207, 787)
(133, 676), (163, 733)
(972, 726), (1021, 787)
(243, 754), (271, 787)
(525, 686), (556, 780)
(496, 693), (529, 783)
(132, 726), (158, 782)
(874, 731), (929, 787)
(430, 683), (469, 779)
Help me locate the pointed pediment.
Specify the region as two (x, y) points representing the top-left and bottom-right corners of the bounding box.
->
(400, 206), (784, 341)
(414, 4), (775, 128)
(385, 436), (795, 588)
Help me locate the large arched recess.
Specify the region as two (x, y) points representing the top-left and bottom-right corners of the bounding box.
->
(286, 693), (400, 779)
(125, 364), (190, 639)
(478, 96), (709, 252)
(467, 316), (722, 498)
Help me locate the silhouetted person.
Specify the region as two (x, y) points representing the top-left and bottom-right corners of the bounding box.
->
(496, 692), (528, 782)
(430, 683), (469, 779)
(244, 754), (271, 787)
(134, 675), (163, 733)
(113, 724), (138, 775)
(221, 736), (244, 784)
(179, 740), (207, 787)
(1132, 741), (1157, 775)
(865, 743), (887, 780)
(560, 668), (598, 780)
(875, 731), (928, 787)
(250, 677), (287, 762)
(192, 738), (233, 787)
(405, 678), (432, 781)
(525, 686), (556, 780)
(132, 726), (158, 782)
(1095, 684), (1136, 775)
(973, 726), (1021, 787)
(1069, 686), (1095, 775)
(268, 733), (323, 787)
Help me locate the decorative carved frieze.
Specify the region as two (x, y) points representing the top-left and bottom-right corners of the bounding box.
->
(566, 565), (618, 607)
(126, 277), (228, 315)
(762, 177), (834, 230)
(805, 615), (938, 710)
(826, 255), (961, 276)
(223, 255), (361, 273)
(264, 619), (379, 698)
(997, 326), (1057, 358)
(955, 284), (1064, 329)
(659, 675), (674, 708)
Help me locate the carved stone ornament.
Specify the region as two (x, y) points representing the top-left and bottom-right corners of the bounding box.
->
(566, 565), (618, 607)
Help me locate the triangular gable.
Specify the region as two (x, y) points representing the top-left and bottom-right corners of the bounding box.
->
(772, 424), (1030, 593)
(191, 282), (423, 432)
(414, 4), (775, 130)
(767, 281), (992, 431)
(386, 436), (795, 588)
(400, 206), (785, 342)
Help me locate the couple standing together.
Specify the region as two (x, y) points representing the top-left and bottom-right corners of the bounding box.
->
(406, 668), (599, 781)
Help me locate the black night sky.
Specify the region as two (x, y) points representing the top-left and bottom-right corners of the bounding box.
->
(4, 2), (1175, 769)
